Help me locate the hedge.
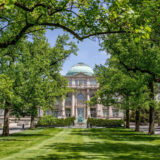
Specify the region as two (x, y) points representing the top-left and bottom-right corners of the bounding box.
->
(37, 116), (75, 127)
(87, 118), (124, 128)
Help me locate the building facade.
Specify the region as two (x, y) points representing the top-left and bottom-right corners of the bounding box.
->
(52, 63), (124, 124)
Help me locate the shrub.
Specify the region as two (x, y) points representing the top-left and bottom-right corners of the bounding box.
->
(87, 118), (124, 128)
(37, 116), (75, 127)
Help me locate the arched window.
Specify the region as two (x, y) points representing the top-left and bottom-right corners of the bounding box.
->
(66, 94), (71, 105)
(77, 93), (86, 105)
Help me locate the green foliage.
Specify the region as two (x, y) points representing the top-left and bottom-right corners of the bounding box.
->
(87, 118), (124, 128)
(0, 34), (77, 120)
(0, 74), (13, 106)
(16, 34), (77, 118)
(91, 61), (150, 112)
(0, 0), (158, 48)
(37, 116), (75, 127)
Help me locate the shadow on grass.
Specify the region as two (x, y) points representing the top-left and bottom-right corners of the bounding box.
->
(0, 138), (31, 142)
(29, 129), (160, 160)
(9, 133), (48, 137)
(71, 128), (160, 142)
(29, 141), (160, 160)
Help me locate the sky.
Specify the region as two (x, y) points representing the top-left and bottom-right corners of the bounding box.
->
(45, 30), (109, 75)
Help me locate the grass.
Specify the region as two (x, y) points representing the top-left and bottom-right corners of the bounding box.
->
(0, 128), (160, 160)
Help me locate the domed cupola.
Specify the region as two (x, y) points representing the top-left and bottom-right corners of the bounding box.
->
(66, 62), (94, 76)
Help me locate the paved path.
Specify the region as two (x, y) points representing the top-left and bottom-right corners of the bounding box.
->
(1, 124), (160, 135)
(130, 125), (160, 134)
(0, 127), (29, 135)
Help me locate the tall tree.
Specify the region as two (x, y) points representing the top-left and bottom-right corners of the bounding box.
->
(0, 43), (25, 136)
(0, 74), (14, 136)
(18, 35), (76, 129)
(0, 34), (77, 134)
(91, 59), (149, 130)
(100, 34), (160, 134)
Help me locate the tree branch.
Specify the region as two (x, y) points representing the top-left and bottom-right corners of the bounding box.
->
(15, 2), (47, 12)
(39, 22), (126, 40)
(0, 23), (34, 48)
(119, 59), (154, 75)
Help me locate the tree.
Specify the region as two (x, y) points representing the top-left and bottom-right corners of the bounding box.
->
(91, 59), (149, 131)
(0, 0), (155, 48)
(18, 35), (77, 129)
(16, 34), (77, 129)
(0, 34), (77, 134)
(0, 74), (14, 136)
(100, 33), (160, 134)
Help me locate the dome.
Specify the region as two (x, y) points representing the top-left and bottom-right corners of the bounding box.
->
(66, 62), (94, 76)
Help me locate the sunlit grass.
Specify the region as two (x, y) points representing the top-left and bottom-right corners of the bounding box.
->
(0, 128), (160, 160)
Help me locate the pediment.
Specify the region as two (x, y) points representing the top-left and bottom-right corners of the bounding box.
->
(73, 72), (91, 78)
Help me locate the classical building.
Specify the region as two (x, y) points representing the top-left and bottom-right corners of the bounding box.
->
(51, 62), (124, 124)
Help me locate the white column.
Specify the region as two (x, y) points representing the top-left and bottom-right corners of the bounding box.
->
(87, 78), (89, 86)
(62, 99), (66, 118)
(72, 78), (75, 86)
(97, 104), (103, 118)
(87, 89), (90, 118)
(108, 106), (113, 119)
(72, 93), (75, 117)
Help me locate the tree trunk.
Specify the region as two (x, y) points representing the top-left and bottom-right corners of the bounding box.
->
(149, 106), (155, 134)
(30, 115), (35, 129)
(158, 116), (160, 126)
(135, 109), (140, 132)
(149, 81), (155, 135)
(125, 108), (130, 128)
(2, 108), (10, 136)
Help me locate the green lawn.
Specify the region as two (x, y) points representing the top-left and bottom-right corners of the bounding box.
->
(0, 128), (160, 160)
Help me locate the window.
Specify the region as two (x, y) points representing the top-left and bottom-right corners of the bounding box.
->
(77, 93), (86, 105)
(112, 109), (119, 117)
(66, 94), (71, 105)
(68, 80), (72, 85)
(79, 80), (83, 85)
(103, 109), (108, 117)
(75, 80), (78, 85)
(75, 80), (87, 86)
(65, 108), (71, 117)
(90, 108), (96, 118)
(84, 80), (87, 85)
(90, 80), (96, 85)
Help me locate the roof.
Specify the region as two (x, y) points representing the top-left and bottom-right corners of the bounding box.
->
(66, 62), (94, 76)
